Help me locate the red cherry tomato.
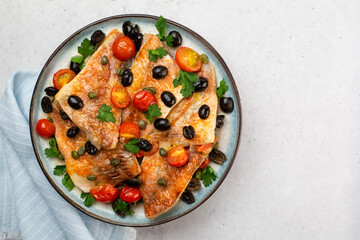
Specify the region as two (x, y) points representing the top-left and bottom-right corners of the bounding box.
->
(166, 146), (189, 167)
(110, 85), (131, 108)
(53, 69), (76, 90)
(133, 90), (157, 112)
(112, 36), (136, 61)
(199, 157), (210, 169)
(35, 119), (55, 138)
(119, 186), (141, 203)
(90, 184), (120, 203)
(175, 47), (202, 72)
(119, 122), (141, 139)
(134, 152), (144, 158)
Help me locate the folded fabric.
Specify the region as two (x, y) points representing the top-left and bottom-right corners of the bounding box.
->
(0, 70), (136, 240)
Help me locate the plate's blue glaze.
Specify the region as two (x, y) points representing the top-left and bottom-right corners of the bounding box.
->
(30, 15), (241, 226)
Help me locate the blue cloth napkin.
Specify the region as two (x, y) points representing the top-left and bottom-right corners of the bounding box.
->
(0, 71), (137, 240)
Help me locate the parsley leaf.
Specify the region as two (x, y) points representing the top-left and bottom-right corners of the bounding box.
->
(71, 56), (84, 64)
(144, 103), (162, 124)
(45, 137), (64, 160)
(173, 70), (200, 98)
(81, 192), (95, 207)
(155, 16), (167, 41)
(216, 79), (229, 98)
(78, 38), (94, 59)
(96, 104), (116, 123)
(53, 165), (66, 176)
(62, 173), (74, 191)
(148, 47), (169, 62)
(124, 138), (140, 153)
(200, 166), (217, 187)
(165, 34), (174, 47)
(113, 199), (134, 215)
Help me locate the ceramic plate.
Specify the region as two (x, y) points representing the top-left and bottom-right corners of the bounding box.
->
(29, 14), (242, 226)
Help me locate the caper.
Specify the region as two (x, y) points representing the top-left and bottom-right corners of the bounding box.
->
(78, 146), (85, 155)
(158, 177), (166, 186)
(200, 54), (209, 64)
(116, 68), (124, 76)
(159, 148), (167, 157)
(194, 169), (202, 180)
(71, 150), (79, 159)
(137, 120), (147, 130)
(88, 91), (97, 100)
(213, 143), (219, 150)
(47, 117), (53, 123)
(143, 87), (156, 95)
(110, 158), (120, 166)
(87, 174), (96, 181)
(101, 55), (108, 65)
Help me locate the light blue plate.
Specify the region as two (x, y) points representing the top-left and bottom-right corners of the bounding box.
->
(29, 14), (242, 226)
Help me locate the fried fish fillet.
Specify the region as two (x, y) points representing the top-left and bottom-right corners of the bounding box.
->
(55, 29), (123, 150)
(51, 102), (140, 193)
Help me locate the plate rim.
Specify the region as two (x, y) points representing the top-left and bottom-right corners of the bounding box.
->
(29, 14), (242, 227)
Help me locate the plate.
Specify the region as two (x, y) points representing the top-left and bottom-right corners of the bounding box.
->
(29, 14), (242, 227)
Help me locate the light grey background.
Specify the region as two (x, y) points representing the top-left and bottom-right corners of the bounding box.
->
(1, 0), (360, 239)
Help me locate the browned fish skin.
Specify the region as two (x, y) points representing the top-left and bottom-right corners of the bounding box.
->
(55, 29), (123, 150)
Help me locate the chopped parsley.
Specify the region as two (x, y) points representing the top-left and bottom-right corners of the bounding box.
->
(144, 103), (162, 124)
(96, 104), (116, 123)
(62, 173), (74, 191)
(53, 165), (66, 176)
(44, 137), (64, 160)
(124, 138), (140, 153)
(71, 38), (95, 70)
(173, 70), (200, 98)
(148, 47), (168, 62)
(81, 192), (95, 207)
(113, 199), (134, 215)
(216, 79), (229, 98)
(200, 166), (217, 187)
(165, 35), (174, 47)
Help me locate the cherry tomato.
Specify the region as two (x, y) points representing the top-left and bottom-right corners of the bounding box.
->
(90, 184), (120, 203)
(119, 186), (141, 203)
(166, 146), (189, 167)
(53, 69), (76, 90)
(133, 90), (157, 112)
(110, 85), (131, 108)
(134, 152), (144, 158)
(196, 142), (215, 154)
(119, 122), (141, 139)
(199, 157), (210, 169)
(35, 119), (55, 138)
(175, 47), (202, 72)
(112, 36), (136, 61)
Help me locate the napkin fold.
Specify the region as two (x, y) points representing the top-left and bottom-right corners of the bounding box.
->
(0, 70), (136, 240)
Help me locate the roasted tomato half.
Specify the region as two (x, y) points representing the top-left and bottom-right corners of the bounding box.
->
(119, 122), (141, 139)
(112, 36), (136, 61)
(133, 90), (157, 112)
(111, 85), (131, 108)
(35, 119), (55, 138)
(119, 186), (141, 203)
(199, 157), (210, 169)
(166, 146), (189, 167)
(175, 47), (202, 72)
(90, 184), (120, 203)
(53, 69), (76, 90)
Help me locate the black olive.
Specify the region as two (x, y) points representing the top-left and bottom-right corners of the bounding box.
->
(161, 91), (176, 107)
(122, 21), (136, 39)
(41, 96), (53, 113)
(167, 31), (182, 47)
(186, 178), (201, 191)
(91, 30), (105, 44)
(66, 126), (79, 138)
(136, 156), (144, 165)
(180, 190), (195, 204)
(183, 125), (195, 139)
(68, 95), (83, 110)
(112, 201), (126, 217)
(124, 178), (142, 187)
(216, 115), (225, 128)
(193, 77), (208, 92)
(44, 87), (58, 97)
(154, 118), (170, 131)
(220, 97), (234, 113)
(198, 104), (210, 119)
(121, 69), (133, 87)
(134, 24), (140, 34)
(85, 141), (98, 155)
(209, 148), (226, 165)
(70, 61), (81, 74)
(137, 139), (152, 152)
(133, 33), (143, 51)
(152, 66), (168, 79)
(59, 110), (70, 120)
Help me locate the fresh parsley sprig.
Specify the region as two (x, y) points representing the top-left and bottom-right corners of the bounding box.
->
(148, 47), (168, 62)
(81, 192), (95, 207)
(155, 16), (174, 46)
(53, 165), (66, 176)
(216, 79), (229, 98)
(124, 138), (140, 153)
(62, 173), (74, 191)
(113, 199), (134, 215)
(71, 38), (95, 70)
(45, 137), (64, 160)
(96, 104), (116, 123)
(200, 166), (217, 187)
(144, 103), (162, 123)
(173, 70), (200, 98)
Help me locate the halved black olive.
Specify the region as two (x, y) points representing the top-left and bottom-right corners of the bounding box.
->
(137, 139), (152, 152)
(198, 104), (210, 119)
(85, 141), (98, 155)
(133, 33), (143, 51)
(154, 118), (170, 131)
(68, 95), (83, 110)
(152, 66), (168, 79)
(66, 126), (79, 138)
(186, 178), (201, 191)
(193, 77), (208, 92)
(41, 96), (53, 113)
(216, 115), (225, 128)
(124, 178), (142, 187)
(121, 69), (133, 87)
(59, 110), (70, 120)
(209, 148), (226, 165)
(70, 61), (81, 74)
(183, 125), (195, 139)
(122, 21), (136, 39)
(161, 91), (176, 107)
(220, 97), (234, 113)
(44, 87), (58, 97)
(91, 30), (105, 44)
(180, 190), (195, 204)
(136, 156), (144, 165)
(167, 31), (182, 47)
